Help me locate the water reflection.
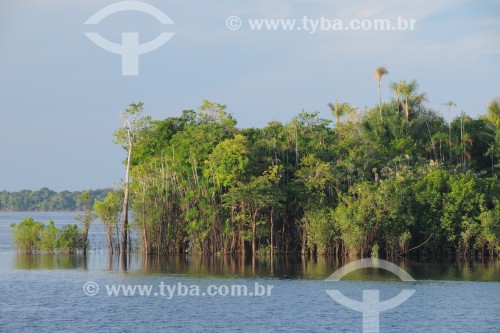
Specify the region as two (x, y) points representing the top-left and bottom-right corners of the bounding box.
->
(4, 252), (499, 281)
(135, 255), (343, 279)
(13, 253), (88, 270)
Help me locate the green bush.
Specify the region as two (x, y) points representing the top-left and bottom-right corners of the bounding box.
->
(40, 219), (58, 253)
(58, 225), (83, 253)
(10, 217), (44, 253)
(10, 217), (84, 254)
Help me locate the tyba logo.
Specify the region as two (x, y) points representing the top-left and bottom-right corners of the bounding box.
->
(84, 1), (175, 76)
(325, 258), (416, 333)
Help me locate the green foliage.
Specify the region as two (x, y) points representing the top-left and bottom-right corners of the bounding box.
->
(296, 154), (332, 192)
(441, 174), (484, 248)
(107, 93), (499, 258)
(303, 208), (336, 254)
(10, 217), (44, 253)
(478, 201), (500, 253)
(58, 225), (83, 253)
(10, 217), (83, 253)
(205, 134), (249, 187)
(75, 189), (96, 253)
(94, 190), (121, 253)
(40, 219), (58, 253)
(371, 243), (380, 257)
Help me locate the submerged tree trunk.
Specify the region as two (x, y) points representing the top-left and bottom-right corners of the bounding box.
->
(120, 138), (133, 255)
(107, 229), (113, 255)
(251, 208), (259, 256)
(240, 236), (245, 256)
(270, 207), (274, 257)
(83, 227), (89, 256)
(301, 229), (307, 255)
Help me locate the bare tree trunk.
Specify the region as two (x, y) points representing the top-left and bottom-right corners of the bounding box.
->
(270, 207), (274, 257)
(295, 127), (299, 168)
(378, 81), (383, 123)
(240, 236), (245, 255)
(448, 123), (452, 162)
(121, 251), (127, 272)
(83, 228), (89, 256)
(142, 200), (149, 254)
(252, 214), (256, 257)
(404, 97), (409, 120)
(107, 229), (113, 254)
(120, 137), (133, 255)
(301, 229), (307, 255)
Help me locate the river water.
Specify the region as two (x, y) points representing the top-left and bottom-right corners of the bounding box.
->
(0, 212), (498, 332)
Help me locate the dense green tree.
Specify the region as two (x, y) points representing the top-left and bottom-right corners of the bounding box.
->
(10, 217), (44, 253)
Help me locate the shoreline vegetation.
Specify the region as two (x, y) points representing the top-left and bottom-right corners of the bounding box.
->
(7, 70), (500, 260)
(0, 188), (111, 212)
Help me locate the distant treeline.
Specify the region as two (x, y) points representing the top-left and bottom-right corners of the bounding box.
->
(0, 188), (112, 211)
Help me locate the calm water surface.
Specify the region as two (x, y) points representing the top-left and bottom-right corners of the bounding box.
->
(0, 212), (499, 332)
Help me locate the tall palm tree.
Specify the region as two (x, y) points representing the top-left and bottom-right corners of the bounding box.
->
(442, 101), (456, 117)
(396, 80), (426, 120)
(400, 80), (416, 120)
(374, 66), (389, 122)
(328, 100), (348, 125)
(442, 101), (456, 161)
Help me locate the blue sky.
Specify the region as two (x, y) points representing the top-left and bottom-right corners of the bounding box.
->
(0, 0), (499, 191)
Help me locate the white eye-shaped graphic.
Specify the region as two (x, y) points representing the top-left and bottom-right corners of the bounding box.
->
(325, 258), (416, 333)
(84, 1), (175, 76)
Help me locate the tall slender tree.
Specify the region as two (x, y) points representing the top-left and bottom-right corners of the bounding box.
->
(442, 101), (456, 161)
(391, 80), (425, 120)
(114, 102), (149, 255)
(374, 66), (389, 122)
